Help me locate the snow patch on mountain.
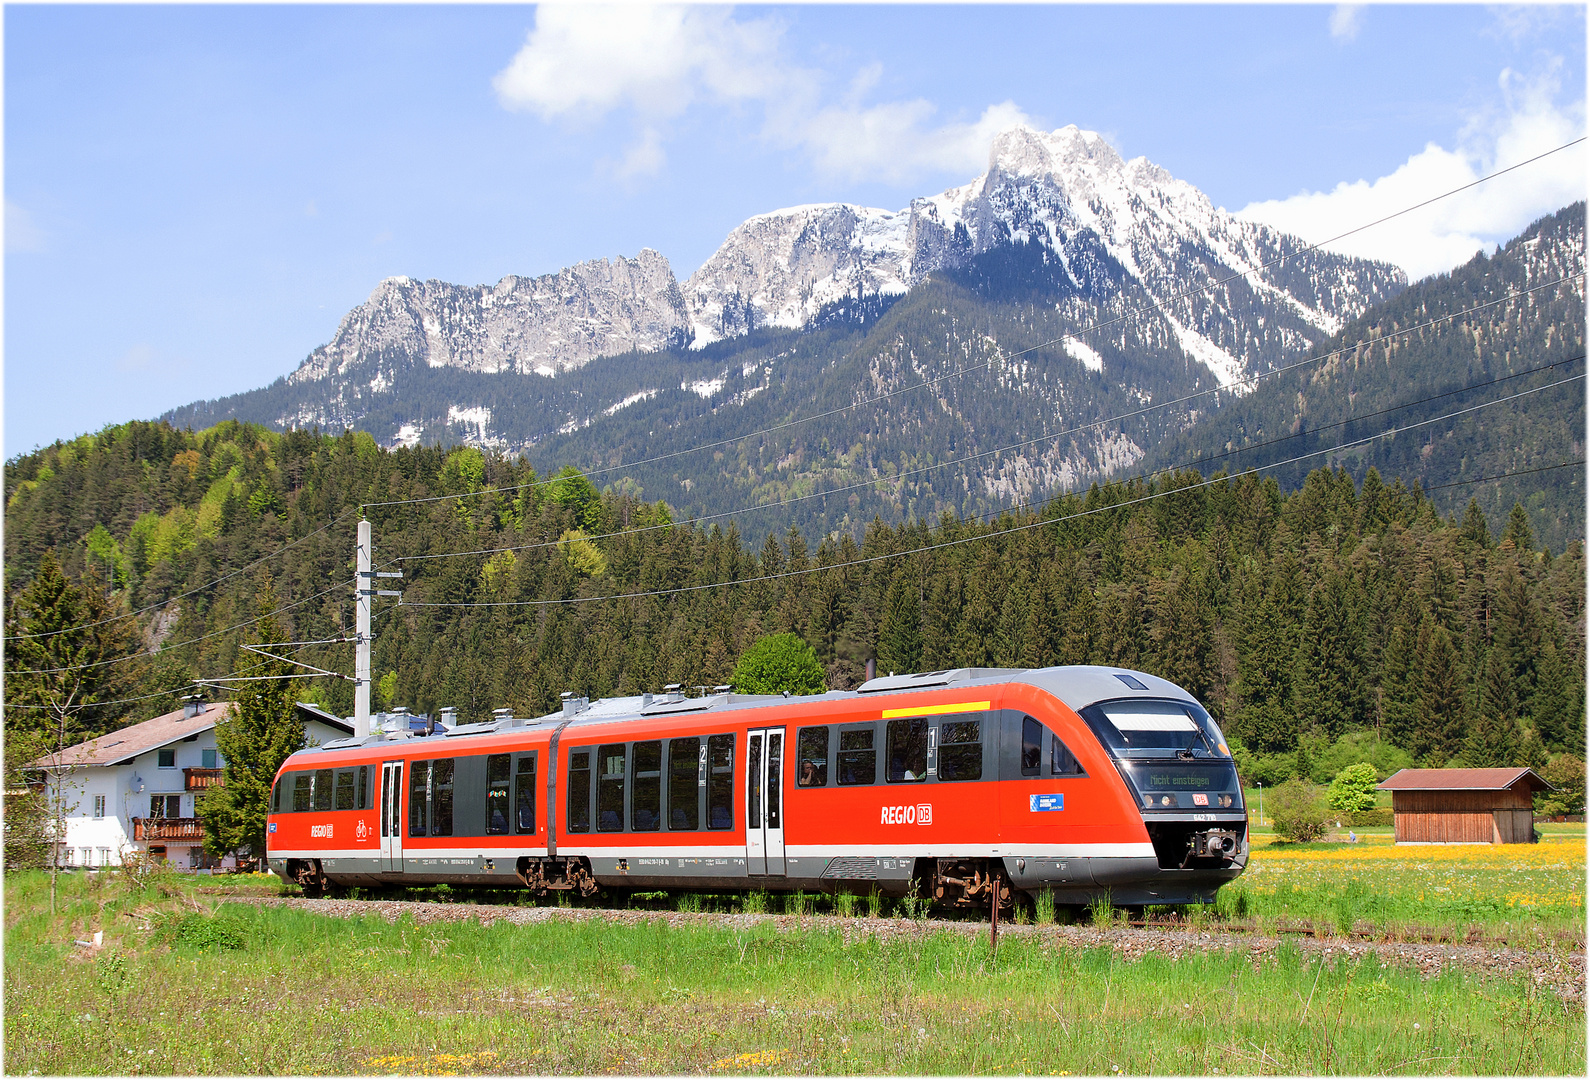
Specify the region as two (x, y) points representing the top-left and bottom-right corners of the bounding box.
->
(1062, 338), (1104, 373)
(605, 389), (661, 415)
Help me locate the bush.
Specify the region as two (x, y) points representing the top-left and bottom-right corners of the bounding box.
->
(1536, 753), (1587, 818)
(1344, 807), (1393, 827)
(166, 913), (247, 951)
(1326, 762), (1380, 812)
(1268, 779), (1331, 842)
(731, 633), (825, 695)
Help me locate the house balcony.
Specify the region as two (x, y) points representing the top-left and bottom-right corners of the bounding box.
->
(131, 817), (206, 843)
(183, 768), (224, 791)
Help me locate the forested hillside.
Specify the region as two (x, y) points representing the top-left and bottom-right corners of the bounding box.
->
(6, 420), (1583, 790)
(1149, 203), (1585, 553)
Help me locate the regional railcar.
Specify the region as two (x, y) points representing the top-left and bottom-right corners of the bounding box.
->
(265, 665), (1248, 907)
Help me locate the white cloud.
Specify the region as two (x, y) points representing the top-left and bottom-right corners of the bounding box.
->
(1237, 64), (1585, 281)
(1329, 5), (1364, 41)
(493, 4), (1031, 185)
(6, 200), (48, 254)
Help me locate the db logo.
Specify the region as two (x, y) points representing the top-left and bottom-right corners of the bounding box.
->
(355, 819), (369, 841)
(881, 803), (932, 825)
(310, 824), (334, 838)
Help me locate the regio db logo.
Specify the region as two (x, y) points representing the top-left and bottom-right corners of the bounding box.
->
(310, 824), (334, 838)
(881, 803), (932, 825)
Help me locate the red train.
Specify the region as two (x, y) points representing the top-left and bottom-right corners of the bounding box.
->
(265, 665), (1248, 908)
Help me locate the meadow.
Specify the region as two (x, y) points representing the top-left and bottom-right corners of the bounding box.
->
(5, 842), (1585, 1077)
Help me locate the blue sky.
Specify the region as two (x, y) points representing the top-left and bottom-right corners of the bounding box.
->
(5, 4), (1585, 457)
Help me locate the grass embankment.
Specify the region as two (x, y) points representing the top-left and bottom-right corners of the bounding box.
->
(6, 869), (1584, 1075)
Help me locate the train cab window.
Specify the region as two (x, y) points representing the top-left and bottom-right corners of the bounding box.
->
(1021, 717), (1043, 776)
(334, 768), (357, 811)
(293, 773), (312, 811)
(515, 755), (537, 834)
(567, 750), (592, 833)
(358, 765), (370, 810)
(313, 769), (334, 811)
(272, 776), (283, 813)
(938, 720), (983, 781)
(796, 727), (828, 787)
(707, 734), (734, 830)
(668, 739), (700, 830)
(886, 718), (927, 783)
(632, 741), (662, 831)
(598, 744), (626, 832)
(409, 762), (429, 836)
(837, 727), (876, 785)
(485, 754), (512, 834)
(1051, 733), (1086, 776)
(432, 758), (455, 836)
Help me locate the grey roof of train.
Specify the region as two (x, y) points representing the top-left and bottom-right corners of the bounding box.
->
(296, 665), (1196, 755)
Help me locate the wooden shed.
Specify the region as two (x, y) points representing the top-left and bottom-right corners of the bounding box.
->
(1377, 768), (1553, 845)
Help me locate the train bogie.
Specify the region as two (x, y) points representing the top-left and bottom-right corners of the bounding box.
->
(267, 665), (1247, 907)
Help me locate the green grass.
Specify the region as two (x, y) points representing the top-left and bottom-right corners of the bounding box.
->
(6, 871), (1583, 1075)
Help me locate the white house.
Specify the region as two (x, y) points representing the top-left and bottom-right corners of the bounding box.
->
(32, 698), (352, 869)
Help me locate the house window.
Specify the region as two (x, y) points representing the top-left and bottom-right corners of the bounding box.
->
(99, 848), (111, 867)
(150, 795), (181, 818)
(93, 795), (106, 819)
(202, 748), (218, 769)
(157, 748), (176, 768)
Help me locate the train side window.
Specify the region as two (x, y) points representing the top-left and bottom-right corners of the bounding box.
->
(272, 776), (283, 813)
(707, 734), (734, 829)
(1051, 732), (1086, 776)
(313, 768), (334, 810)
(837, 726), (876, 785)
(292, 773), (311, 812)
(1021, 716), (1043, 776)
(939, 720), (983, 781)
(598, 743), (626, 832)
(632, 741), (661, 831)
(432, 758), (455, 836)
(409, 761), (429, 836)
(515, 754), (537, 834)
(668, 739), (700, 830)
(485, 754), (512, 834)
(567, 750), (592, 833)
(334, 768), (357, 811)
(886, 718), (928, 783)
(796, 727), (828, 787)
(358, 765), (370, 810)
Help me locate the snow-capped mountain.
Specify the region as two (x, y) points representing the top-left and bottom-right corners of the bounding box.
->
(275, 124), (1404, 418)
(289, 248), (689, 388)
(684, 126), (1404, 385)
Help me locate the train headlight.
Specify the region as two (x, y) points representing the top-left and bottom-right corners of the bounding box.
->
(1218, 794), (1234, 808)
(1159, 795), (1174, 807)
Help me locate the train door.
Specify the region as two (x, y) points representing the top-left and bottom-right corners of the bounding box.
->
(380, 761), (404, 874)
(746, 727), (787, 876)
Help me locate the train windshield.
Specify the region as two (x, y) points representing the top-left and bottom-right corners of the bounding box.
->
(1081, 699), (1231, 759)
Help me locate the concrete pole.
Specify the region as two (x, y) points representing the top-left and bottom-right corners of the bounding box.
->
(355, 519), (372, 738)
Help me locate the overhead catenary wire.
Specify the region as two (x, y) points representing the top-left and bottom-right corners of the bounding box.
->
(1423, 460), (1585, 493)
(357, 137), (1587, 513)
(396, 369), (1585, 611)
(388, 281), (1583, 568)
(5, 506), (362, 644)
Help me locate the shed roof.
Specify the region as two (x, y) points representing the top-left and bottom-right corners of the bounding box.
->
(32, 701), (352, 769)
(1377, 767), (1553, 793)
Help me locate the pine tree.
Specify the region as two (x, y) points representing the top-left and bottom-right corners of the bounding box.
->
(1414, 617), (1468, 764)
(1292, 572), (1366, 741)
(202, 599), (306, 864)
(1232, 587), (1296, 753)
(876, 570), (922, 675)
(1461, 498), (1491, 548)
(1501, 502), (1534, 553)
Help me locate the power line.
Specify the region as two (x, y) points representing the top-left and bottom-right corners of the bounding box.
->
(8, 575), (357, 678)
(1423, 460), (1585, 493)
(357, 138), (1586, 513)
(5, 507), (360, 644)
(388, 278), (1582, 568)
(396, 370), (1584, 611)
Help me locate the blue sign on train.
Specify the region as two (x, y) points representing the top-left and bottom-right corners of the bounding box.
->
(1029, 793), (1065, 812)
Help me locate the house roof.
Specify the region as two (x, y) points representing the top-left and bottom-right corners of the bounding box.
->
(1377, 767), (1554, 793)
(32, 701), (352, 770)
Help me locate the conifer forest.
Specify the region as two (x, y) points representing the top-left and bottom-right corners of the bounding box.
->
(5, 419), (1583, 789)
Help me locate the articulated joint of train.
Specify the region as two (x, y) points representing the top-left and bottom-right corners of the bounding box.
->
(515, 856), (600, 897)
